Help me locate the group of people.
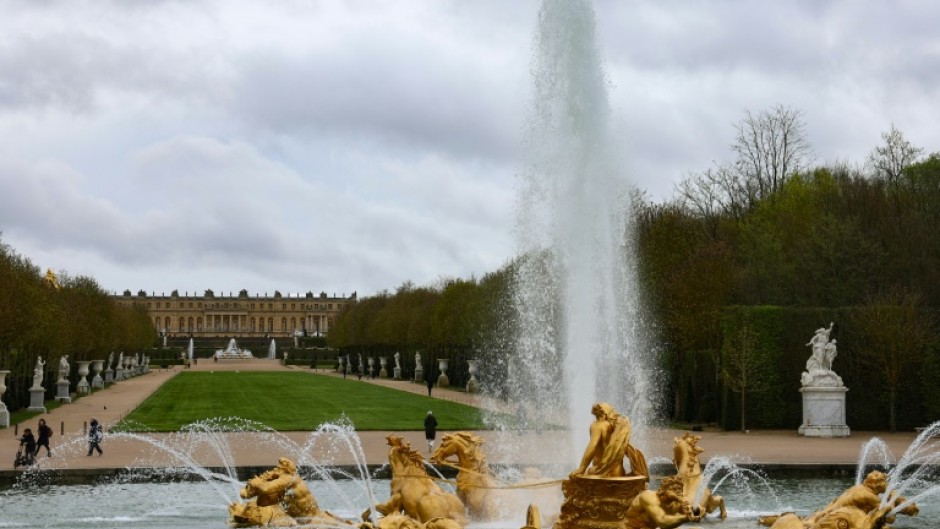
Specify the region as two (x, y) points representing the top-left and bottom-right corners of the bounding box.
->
(15, 417), (103, 467)
(14, 418), (53, 467)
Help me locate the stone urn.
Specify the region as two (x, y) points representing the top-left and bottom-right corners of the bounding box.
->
(91, 359), (105, 389)
(437, 358), (450, 388)
(379, 356), (388, 378)
(466, 359), (480, 393)
(76, 360), (92, 395)
(337, 356), (345, 373)
(0, 370), (9, 427)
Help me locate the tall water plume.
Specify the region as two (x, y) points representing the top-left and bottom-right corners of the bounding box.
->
(506, 0), (658, 462)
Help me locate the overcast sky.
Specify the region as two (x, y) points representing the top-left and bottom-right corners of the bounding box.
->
(1, 0), (938, 298)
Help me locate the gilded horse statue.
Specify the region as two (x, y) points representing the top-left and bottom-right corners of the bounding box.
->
(430, 432), (500, 519)
(365, 434), (467, 527)
(673, 433), (727, 520)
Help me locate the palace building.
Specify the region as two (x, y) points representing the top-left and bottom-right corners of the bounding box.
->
(113, 289), (357, 338)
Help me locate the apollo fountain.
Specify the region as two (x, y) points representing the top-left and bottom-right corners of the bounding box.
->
(2, 1), (940, 528)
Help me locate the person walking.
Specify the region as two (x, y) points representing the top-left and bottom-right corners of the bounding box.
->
(424, 410), (438, 453)
(426, 377), (433, 397)
(87, 418), (103, 456)
(17, 428), (36, 467)
(35, 418), (53, 457)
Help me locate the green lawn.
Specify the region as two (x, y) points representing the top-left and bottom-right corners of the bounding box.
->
(118, 372), (488, 432)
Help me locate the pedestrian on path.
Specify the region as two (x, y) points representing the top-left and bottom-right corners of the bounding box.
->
(16, 428), (36, 467)
(424, 411), (438, 453)
(426, 377), (433, 397)
(87, 418), (103, 456)
(35, 418), (53, 457)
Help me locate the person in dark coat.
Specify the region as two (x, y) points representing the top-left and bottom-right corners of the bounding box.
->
(426, 377), (433, 397)
(17, 428), (36, 466)
(87, 418), (103, 456)
(424, 411), (438, 453)
(35, 418), (53, 457)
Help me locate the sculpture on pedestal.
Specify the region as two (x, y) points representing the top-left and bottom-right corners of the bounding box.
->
(58, 355), (70, 382)
(32, 356), (46, 388)
(556, 403), (654, 529)
(799, 323), (850, 437)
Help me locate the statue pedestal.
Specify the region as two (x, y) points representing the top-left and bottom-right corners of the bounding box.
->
(414, 367), (424, 383)
(0, 408), (7, 428)
(436, 373), (450, 388)
(56, 380), (72, 403)
(105, 369), (113, 384)
(799, 386), (850, 437)
(393, 367), (402, 380)
(556, 476), (647, 529)
(28, 387), (47, 412)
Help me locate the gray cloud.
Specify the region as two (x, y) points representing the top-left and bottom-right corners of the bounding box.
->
(1, 0), (938, 296)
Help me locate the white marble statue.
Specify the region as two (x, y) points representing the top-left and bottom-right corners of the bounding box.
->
(394, 351), (401, 370)
(107, 351), (114, 371)
(801, 322), (843, 387)
(58, 355), (70, 382)
(415, 351), (421, 367)
(32, 356), (46, 388)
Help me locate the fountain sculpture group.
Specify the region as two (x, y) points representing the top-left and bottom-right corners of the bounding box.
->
(227, 402), (921, 529)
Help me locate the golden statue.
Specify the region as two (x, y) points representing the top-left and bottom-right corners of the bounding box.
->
(228, 457), (348, 527)
(556, 403), (650, 529)
(430, 432), (500, 519)
(622, 476), (703, 529)
(761, 506), (894, 529)
(365, 434), (467, 527)
(431, 432), (560, 523)
(571, 402), (648, 479)
(758, 470), (918, 528)
(672, 432), (726, 520)
(361, 513), (463, 529)
(44, 268), (61, 290)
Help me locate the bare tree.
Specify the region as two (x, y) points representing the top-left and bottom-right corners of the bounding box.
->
(675, 163), (747, 221)
(866, 124), (924, 189)
(732, 105), (813, 204)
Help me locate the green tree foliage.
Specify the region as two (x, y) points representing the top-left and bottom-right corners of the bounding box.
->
(0, 236), (156, 412)
(849, 288), (934, 432)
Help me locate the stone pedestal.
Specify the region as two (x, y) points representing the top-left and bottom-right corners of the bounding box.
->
(28, 387), (47, 412)
(556, 476), (647, 529)
(92, 360), (104, 389)
(76, 361), (92, 395)
(393, 366), (402, 380)
(379, 357), (388, 378)
(56, 380), (72, 403)
(105, 368), (114, 384)
(799, 386), (850, 437)
(414, 366), (424, 383)
(437, 358), (450, 388)
(466, 359), (480, 393)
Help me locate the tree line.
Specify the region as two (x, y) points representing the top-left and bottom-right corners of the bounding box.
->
(0, 238), (155, 412)
(331, 107), (940, 431)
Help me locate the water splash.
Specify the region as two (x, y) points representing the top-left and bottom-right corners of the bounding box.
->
(504, 0), (658, 467)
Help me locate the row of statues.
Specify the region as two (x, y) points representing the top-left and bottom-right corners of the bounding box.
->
(30, 351), (144, 389)
(229, 402), (918, 529)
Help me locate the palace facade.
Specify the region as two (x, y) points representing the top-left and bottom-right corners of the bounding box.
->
(113, 289), (357, 338)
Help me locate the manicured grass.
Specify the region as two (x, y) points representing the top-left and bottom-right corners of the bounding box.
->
(118, 372), (488, 432)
